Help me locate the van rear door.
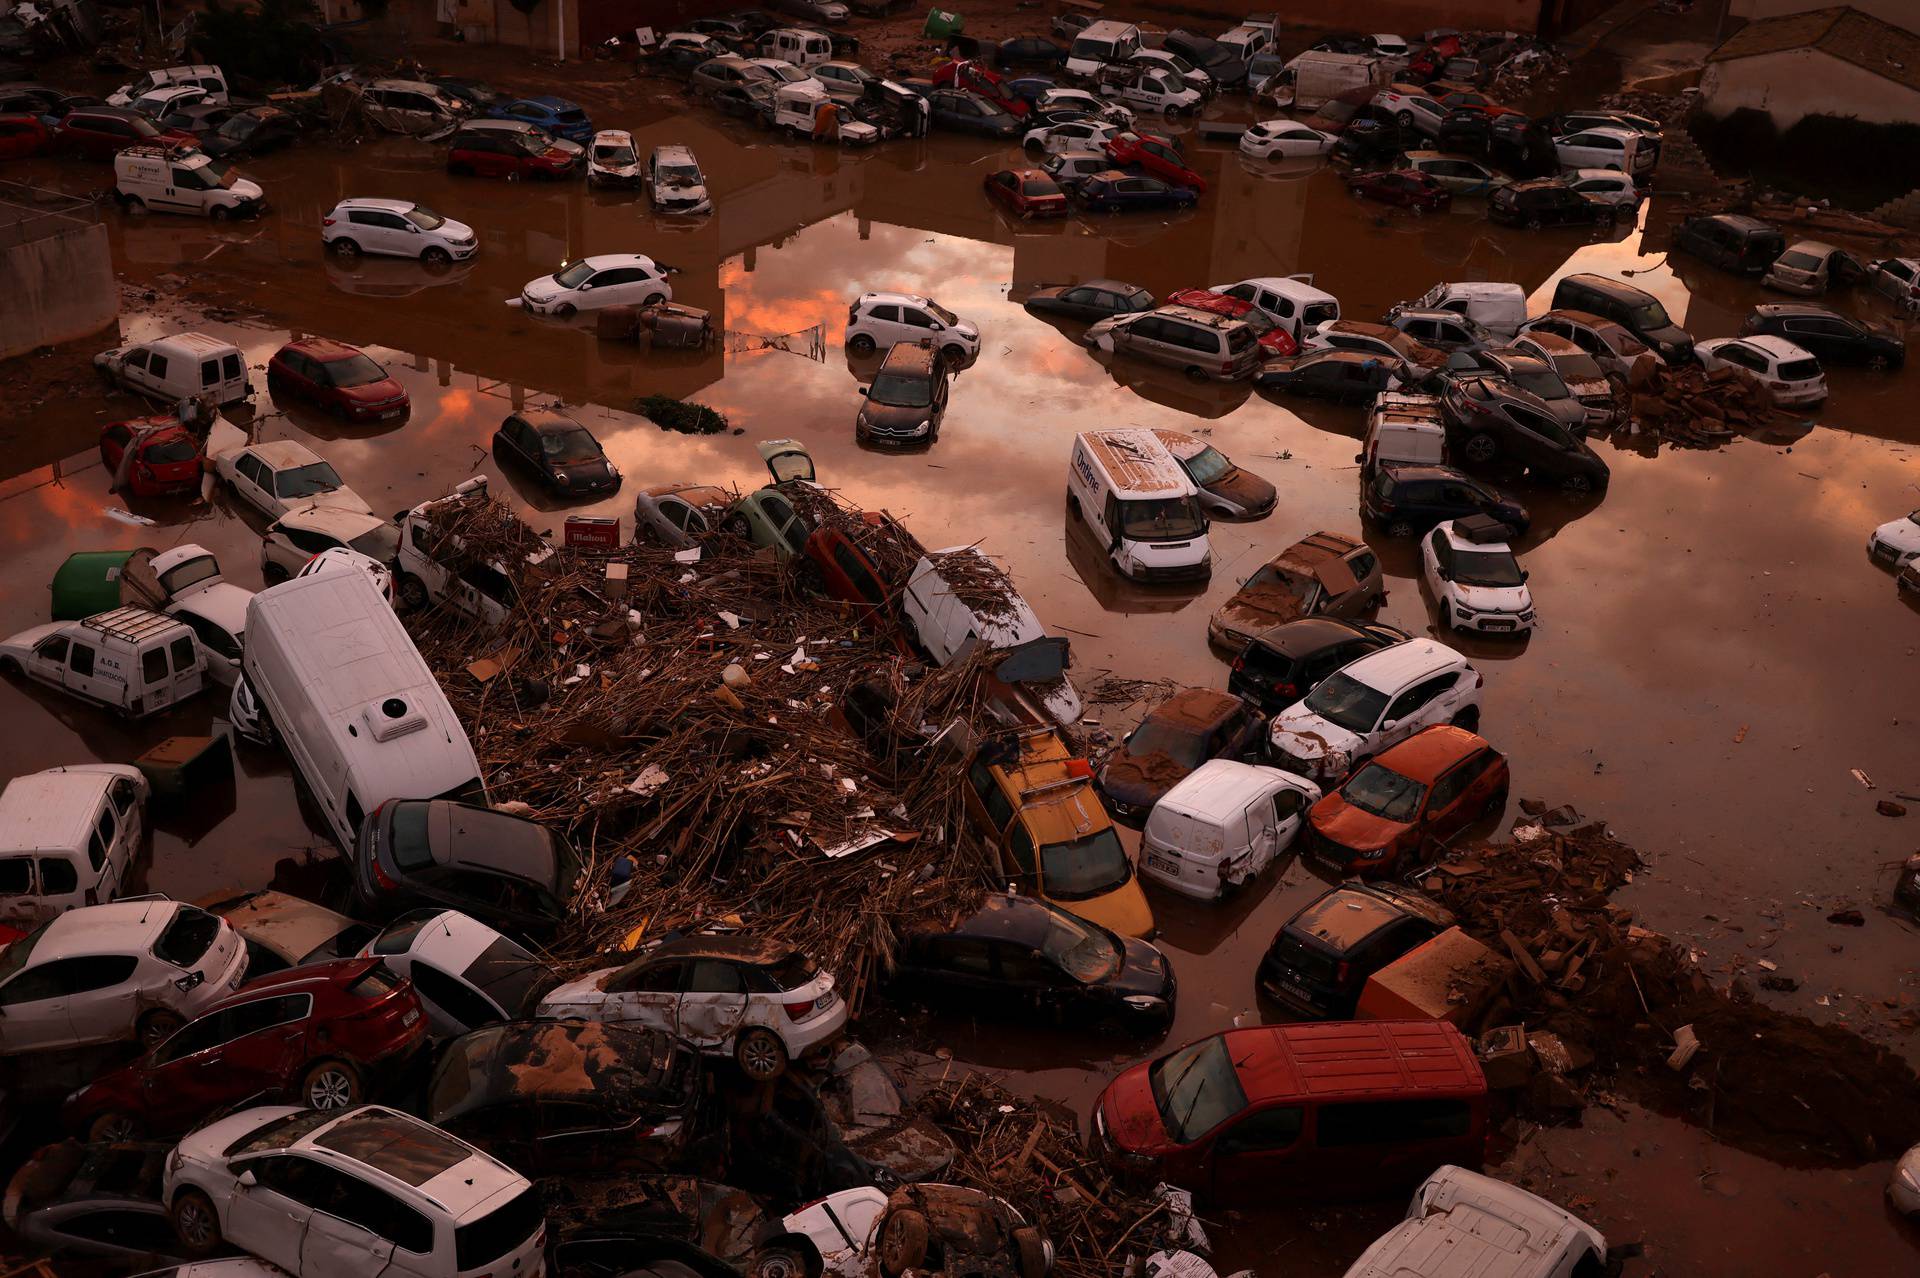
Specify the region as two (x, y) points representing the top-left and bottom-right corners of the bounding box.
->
(140, 632), (203, 711)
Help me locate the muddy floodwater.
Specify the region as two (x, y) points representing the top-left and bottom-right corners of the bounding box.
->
(3, 51), (1919, 1274)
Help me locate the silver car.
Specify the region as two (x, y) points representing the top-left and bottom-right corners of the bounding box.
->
(1764, 240), (1868, 296)
(689, 55), (773, 98)
(1040, 149), (1109, 195)
(1467, 350), (1591, 435)
(812, 60), (876, 104)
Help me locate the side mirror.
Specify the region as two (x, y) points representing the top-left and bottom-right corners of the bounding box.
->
(237, 1170), (257, 1188)
(1438, 568), (1451, 581)
(1380, 718), (1399, 732)
(930, 321), (945, 331)
(857, 385), (870, 394)
(1520, 569), (1530, 581)
(578, 281), (593, 290)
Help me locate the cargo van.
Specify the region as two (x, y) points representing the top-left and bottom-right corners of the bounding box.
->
(1139, 760), (1319, 901)
(1344, 1166), (1607, 1278)
(94, 331), (251, 407)
(1361, 391), (1448, 476)
(901, 548), (1084, 729)
(761, 27), (834, 66)
(1068, 429), (1212, 583)
(243, 568), (484, 849)
(113, 143), (265, 220)
(0, 607), (204, 718)
(0, 765), (148, 927)
(1065, 20), (1142, 78)
(1409, 282), (1527, 339)
(772, 80), (880, 143)
(1262, 51), (1387, 111)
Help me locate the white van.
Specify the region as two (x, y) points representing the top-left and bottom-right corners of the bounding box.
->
(0, 608), (204, 719)
(1263, 51), (1388, 110)
(1410, 282), (1529, 339)
(1362, 391), (1448, 476)
(772, 80), (879, 143)
(1139, 760), (1319, 901)
(395, 476), (553, 626)
(761, 27), (834, 66)
(1068, 429), (1212, 583)
(901, 548), (1085, 729)
(94, 331), (251, 407)
(114, 144), (266, 221)
(1217, 25), (1270, 65)
(1344, 1165), (1606, 1278)
(0, 765), (149, 927)
(243, 568), (484, 850)
(1065, 20), (1142, 78)
(108, 63), (230, 108)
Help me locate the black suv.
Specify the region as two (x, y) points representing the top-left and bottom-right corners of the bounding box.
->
(1490, 178), (1615, 230)
(1435, 110), (1556, 176)
(856, 340), (950, 444)
(1671, 213), (1785, 276)
(1441, 376), (1610, 491)
(1742, 303), (1905, 369)
(1228, 617), (1410, 713)
(1331, 118), (1402, 168)
(1256, 881), (1456, 1019)
(1552, 272), (1693, 363)
(1363, 463), (1530, 537)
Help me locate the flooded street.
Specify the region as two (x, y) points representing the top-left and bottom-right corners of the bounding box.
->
(3, 42), (1919, 1274)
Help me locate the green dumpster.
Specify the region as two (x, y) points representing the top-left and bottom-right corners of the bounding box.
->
(923, 7), (963, 39)
(51, 549), (149, 620)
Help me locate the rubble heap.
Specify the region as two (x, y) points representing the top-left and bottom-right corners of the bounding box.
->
(1618, 357), (1779, 447)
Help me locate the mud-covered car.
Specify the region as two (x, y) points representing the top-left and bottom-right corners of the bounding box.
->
(1207, 531), (1384, 652)
(1151, 428), (1275, 518)
(635, 482), (738, 548)
(546, 1176), (821, 1278)
(868, 1183), (1052, 1278)
(2, 1139), (186, 1265)
(1097, 688), (1266, 825)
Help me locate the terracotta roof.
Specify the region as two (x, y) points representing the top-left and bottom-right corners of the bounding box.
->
(1709, 7), (1920, 95)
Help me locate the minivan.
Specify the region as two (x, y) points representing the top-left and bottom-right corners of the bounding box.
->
(1091, 1021), (1488, 1201)
(1550, 273), (1692, 362)
(1670, 213), (1784, 276)
(856, 340), (949, 444)
(0, 765), (148, 927)
(1087, 305), (1263, 381)
(1065, 19), (1142, 77)
(94, 332), (251, 407)
(0, 607), (205, 718)
(1361, 392), (1448, 476)
(1068, 429), (1213, 583)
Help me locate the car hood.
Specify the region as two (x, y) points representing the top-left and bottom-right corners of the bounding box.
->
(523, 277), (564, 302)
(1214, 582), (1310, 634)
(340, 377), (406, 404)
(1270, 711), (1362, 761)
(1451, 581), (1531, 612)
(594, 160), (642, 175)
(862, 400), (932, 430)
(0, 620), (63, 655)
(656, 183), (710, 205)
(1066, 878), (1154, 939)
(1875, 517), (1920, 552)
(536, 966), (614, 1011)
(1312, 797), (1404, 852)
(1097, 1063), (1173, 1153)
(554, 458), (617, 485)
(1203, 466), (1276, 512)
(1113, 937), (1173, 999)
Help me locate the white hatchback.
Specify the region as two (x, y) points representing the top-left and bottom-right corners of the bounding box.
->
(323, 199), (477, 264)
(359, 908), (558, 1037)
(520, 253), (673, 316)
(1693, 335), (1826, 406)
(845, 291), (980, 364)
(261, 504), (401, 584)
(1239, 120), (1335, 160)
(1267, 638), (1482, 782)
(1023, 118), (1120, 155)
(1565, 168), (1641, 210)
(1421, 520), (1536, 635)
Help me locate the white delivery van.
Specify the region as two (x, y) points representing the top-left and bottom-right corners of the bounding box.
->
(1065, 20), (1142, 78)
(901, 548), (1085, 729)
(243, 568), (484, 850)
(1343, 1165), (1606, 1278)
(0, 765), (149, 927)
(0, 607), (204, 718)
(1217, 25), (1270, 65)
(108, 63), (230, 107)
(772, 80), (879, 143)
(1264, 51), (1389, 111)
(1362, 391), (1449, 476)
(1068, 429), (1212, 583)
(1139, 760), (1319, 901)
(114, 145), (266, 220)
(1411, 281), (1529, 339)
(761, 27), (834, 66)
(395, 476), (554, 626)
(94, 331), (251, 407)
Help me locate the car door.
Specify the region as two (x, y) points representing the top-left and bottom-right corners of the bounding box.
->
(60, 635), (114, 705)
(1426, 748), (1499, 846)
(0, 955), (99, 1051)
(228, 452), (272, 515)
(301, 1169), (409, 1277)
(674, 958), (751, 1048)
(599, 957), (685, 1030)
(1205, 1104), (1307, 1202)
(228, 1154), (326, 1272)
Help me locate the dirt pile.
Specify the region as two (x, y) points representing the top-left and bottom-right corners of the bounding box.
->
(1617, 357), (1780, 447)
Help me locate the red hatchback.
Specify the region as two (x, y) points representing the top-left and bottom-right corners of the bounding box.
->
(52, 107), (195, 159)
(99, 417), (203, 496)
(1348, 168), (1452, 213)
(0, 113), (51, 158)
(984, 168), (1068, 218)
(1164, 288), (1297, 356)
(267, 337), (410, 423)
(446, 119), (580, 180)
(62, 958), (426, 1140)
(1303, 725), (1508, 877)
(1091, 1021), (1487, 1203)
(1104, 131), (1207, 195)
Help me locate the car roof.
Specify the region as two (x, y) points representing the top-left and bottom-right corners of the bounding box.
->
(38, 899), (181, 954)
(1782, 238), (1839, 254)
(205, 956), (372, 1011)
(516, 408), (588, 432)
(396, 909), (509, 965)
(369, 78), (443, 93)
(433, 1019), (682, 1113)
(1340, 637), (1465, 690)
(200, 888), (361, 963)
(1155, 759), (1292, 821)
(651, 143), (694, 160)
(1251, 616), (1371, 656)
(1751, 301), (1836, 319)
(592, 128), (634, 143)
(880, 341), (939, 373)
(859, 290), (932, 307)
(1438, 518), (1513, 552)
(147, 331), (235, 356)
(1514, 330), (1579, 355)
(1346, 1166), (1604, 1278)
(645, 934), (797, 965)
(285, 336), (367, 362)
(1239, 275), (1336, 302)
(461, 117), (541, 132)
(247, 440), (323, 467)
(1561, 272), (1649, 301)
(1286, 882), (1444, 952)
(1216, 1020), (1482, 1103)
(1738, 334), (1811, 360)
(336, 197), (419, 213)
(1155, 304), (1241, 329)
(1534, 308), (1624, 333)
(1144, 687), (1243, 734)
(1372, 724), (1488, 782)
(0, 767), (133, 849)
(297, 1105), (521, 1217)
(943, 892), (1082, 945)
(579, 253), (657, 270)
(1697, 212), (1774, 231)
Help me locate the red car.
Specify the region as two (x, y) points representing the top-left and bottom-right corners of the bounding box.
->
(1164, 289), (1297, 356)
(984, 167), (1068, 218)
(1348, 168), (1451, 213)
(932, 60), (1029, 117)
(446, 119), (580, 180)
(0, 113), (51, 159)
(99, 417), (204, 496)
(1302, 725), (1508, 877)
(1091, 1021), (1488, 1201)
(267, 337), (410, 423)
(1103, 131), (1207, 195)
(62, 958), (426, 1140)
(52, 107), (195, 160)
(1433, 90), (1519, 119)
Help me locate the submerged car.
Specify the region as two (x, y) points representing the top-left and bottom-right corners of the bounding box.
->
(1151, 428), (1275, 518)
(1227, 617), (1410, 716)
(1421, 517), (1535, 635)
(647, 144), (713, 214)
(1207, 531), (1383, 653)
(587, 127), (642, 187)
(1097, 688), (1266, 825)
(351, 799), (581, 937)
(1256, 881), (1455, 1018)
(1302, 725), (1509, 877)
(492, 408), (621, 494)
(1022, 279), (1154, 323)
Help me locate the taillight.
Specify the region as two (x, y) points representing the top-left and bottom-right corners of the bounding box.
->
(370, 858), (398, 892)
(1066, 758), (1094, 779)
(1231, 656), (1245, 672)
(322, 216), (335, 226)
(784, 996), (818, 1020)
(1335, 960), (1353, 984)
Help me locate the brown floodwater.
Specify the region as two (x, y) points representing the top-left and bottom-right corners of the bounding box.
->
(2, 55), (1918, 1273)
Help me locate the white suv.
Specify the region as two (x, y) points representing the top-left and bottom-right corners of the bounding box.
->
(0, 901), (247, 1055)
(323, 199), (477, 264)
(164, 1104), (545, 1277)
(1422, 520), (1535, 635)
(845, 292), (980, 364)
(1267, 638), (1481, 781)
(1869, 509), (1920, 569)
(520, 253), (673, 317)
(262, 505), (401, 584)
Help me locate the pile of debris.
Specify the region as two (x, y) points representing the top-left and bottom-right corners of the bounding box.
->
(1598, 91), (1691, 127)
(1617, 357), (1779, 447)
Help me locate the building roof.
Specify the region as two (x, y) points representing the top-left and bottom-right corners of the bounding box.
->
(1708, 7), (1920, 94)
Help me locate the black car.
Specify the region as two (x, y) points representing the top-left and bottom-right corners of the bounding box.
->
(1077, 171), (1197, 213)
(429, 77), (502, 109)
(1256, 881), (1455, 1018)
(924, 88), (1020, 137)
(1671, 213), (1785, 276)
(1330, 118), (1403, 168)
(996, 35), (1068, 68)
(351, 799), (580, 937)
(1227, 617), (1411, 714)
(1742, 303), (1905, 369)
(1023, 279), (1155, 323)
(1441, 376), (1610, 491)
(493, 409), (621, 495)
(1363, 463), (1530, 537)
(1434, 110), (1555, 176)
(1551, 272), (1692, 363)
(201, 105), (300, 158)
(1163, 29), (1247, 89)
(856, 340), (949, 444)
(1256, 348), (1400, 402)
(547, 1179), (800, 1278)
(893, 893), (1175, 1031)
(1489, 178), (1615, 229)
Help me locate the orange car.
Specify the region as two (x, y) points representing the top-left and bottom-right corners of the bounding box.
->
(1301, 724), (1507, 877)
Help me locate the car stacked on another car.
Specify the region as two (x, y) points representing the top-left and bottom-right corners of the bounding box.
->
(1227, 617), (1410, 714)
(1267, 637), (1483, 782)
(1693, 335), (1827, 406)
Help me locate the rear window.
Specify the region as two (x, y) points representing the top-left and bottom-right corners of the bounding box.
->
(148, 437), (199, 464)
(1302, 302), (1338, 327)
(1777, 358), (1821, 381)
(1269, 932), (1339, 982)
(349, 964), (400, 998)
(463, 937), (560, 1016)
(388, 802), (434, 871)
(153, 905), (220, 967)
(1225, 325), (1256, 354)
(454, 1185), (544, 1270)
(372, 912), (435, 956)
(746, 953), (821, 992)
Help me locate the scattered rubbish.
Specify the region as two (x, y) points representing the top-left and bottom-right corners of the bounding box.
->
(1666, 1024), (1702, 1071)
(1827, 908), (1867, 927)
(1876, 800), (1907, 817)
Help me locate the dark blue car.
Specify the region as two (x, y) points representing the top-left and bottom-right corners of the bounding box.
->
(1078, 171), (1198, 213)
(1003, 75), (1058, 104)
(486, 95), (593, 143)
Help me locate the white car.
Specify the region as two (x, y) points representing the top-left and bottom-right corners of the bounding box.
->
(294, 546), (394, 603)
(1239, 120), (1335, 159)
(261, 504), (400, 584)
(0, 900), (246, 1055)
(749, 56), (816, 85)
(1373, 86), (1447, 137)
(1348, 1166), (1606, 1278)
(845, 291), (980, 363)
(162, 1104), (545, 1276)
(645, 144), (712, 215)
(1565, 168), (1641, 210)
(322, 198), (477, 264)
(535, 935), (847, 1080)
(1865, 257), (1920, 315)
(1267, 638), (1482, 781)
(1892, 1144), (1920, 1217)
(1517, 311), (1660, 378)
(783, 1187), (890, 1278)
(1421, 520), (1535, 635)
(1033, 88), (1132, 126)
(1694, 335), (1826, 406)
(1553, 125), (1652, 175)
(1403, 151), (1508, 195)
(1869, 510), (1920, 569)
(586, 128), (642, 187)
(520, 253), (673, 317)
(358, 909), (557, 1038)
(1139, 760), (1320, 901)
(211, 439), (371, 521)
(1131, 48), (1210, 94)
(1209, 275), (1340, 339)
(1023, 118), (1120, 155)
(812, 60), (876, 103)
(1096, 66), (1202, 115)
(149, 544), (254, 687)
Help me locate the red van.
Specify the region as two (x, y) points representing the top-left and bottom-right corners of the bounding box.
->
(1090, 1020), (1486, 1202)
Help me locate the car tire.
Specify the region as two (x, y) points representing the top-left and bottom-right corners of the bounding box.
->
(1012, 1228), (1049, 1278)
(421, 245), (452, 266)
(1386, 519), (1415, 538)
(1437, 602), (1453, 631)
(125, 196), (146, 214)
(300, 1058), (361, 1110)
(735, 1026), (788, 1081)
(879, 1210), (930, 1277)
(942, 343), (968, 365)
(848, 333), (876, 355)
(137, 1008), (183, 1048)
(88, 1111), (140, 1142)
(331, 236), (360, 257)
(1451, 707), (1480, 732)
(210, 205), (230, 223)
(1868, 353), (1890, 371)
(753, 1247), (810, 1278)
(724, 513), (753, 538)
(1481, 784), (1508, 819)
(554, 302), (577, 319)
(1411, 203), (1426, 217)
(1182, 365), (1207, 380)
(1396, 110), (1413, 128)
(1464, 432), (1499, 463)
(396, 572), (429, 611)
(1525, 216), (1542, 230)
(171, 1188), (223, 1255)
(1562, 472), (1594, 493)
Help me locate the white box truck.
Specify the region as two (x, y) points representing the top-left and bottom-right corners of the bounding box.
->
(1263, 51), (1389, 112)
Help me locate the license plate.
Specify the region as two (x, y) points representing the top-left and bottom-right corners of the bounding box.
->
(1146, 854), (1180, 876)
(382, 409), (403, 420)
(1482, 619), (1514, 631)
(403, 1008), (420, 1026)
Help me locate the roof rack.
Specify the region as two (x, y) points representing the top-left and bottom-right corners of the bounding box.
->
(82, 606), (182, 645)
(120, 141), (201, 161)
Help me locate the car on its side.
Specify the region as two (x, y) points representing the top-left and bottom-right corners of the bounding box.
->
(99, 417), (202, 496)
(267, 337), (409, 423)
(1439, 376), (1611, 491)
(323, 197), (477, 263)
(1693, 335), (1827, 406)
(984, 167), (1069, 218)
(1023, 279), (1155, 323)
(1740, 302), (1904, 369)
(492, 408), (621, 494)
(1302, 725), (1509, 877)
(1421, 517), (1535, 635)
(352, 799), (580, 938)
(1255, 881), (1454, 1018)
(1097, 688), (1266, 826)
(360, 908), (560, 1037)
(1208, 531), (1383, 653)
(1267, 638), (1483, 783)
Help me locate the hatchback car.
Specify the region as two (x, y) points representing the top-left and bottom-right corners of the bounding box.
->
(1421, 517), (1535, 634)
(1255, 881), (1454, 1018)
(536, 936), (847, 1081)
(1741, 302), (1904, 369)
(984, 167), (1068, 218)
(352, 799), (579, 938)
(1024, 117), (1120, 155)
(925, 87), (1021, 137)
(200, 889), (377, 977)
(492, 409), (620, 494)
(1152, 428), (1276, 517)
(1302, 725), (1509, 876)
(53, 107), (195, 158)
(1440, 376), (1610, 491)
(3, 1138), (186, 1266)
(259, 505), (400, 584)
(1402, 151), (1506, 195)
(1671, 212), (1785, 276)
(99, 417), (202, 496)
(1227, 617), (1409, 715)
(1022, 279), (1154, 323)
(1364, 463), (1528, 538)
(1516, 309), (1655, 379)
(1208, 531), (1383, 653)
(1452, 349), (1588, 435)
(1384, 308), (1493, 353)
(1694, 335), (1827, 406)
(857, 340), (950, 444)
(1506, 331), (1617, 426)
(1038, 148), (1112, 196)
(1239, 120), (1335, 160)
(322, 198), (476, 263)
(445, 118), (581, 179)
(1267, 638), (1483, 782)
(361, 908), (560, 1037)
(1488, 177), (1614, 229)
(1763, 239), (1867, 296)
(1097, 689), (1266, 825)
(1255, 348), (1404, 401)
(1306, 321), (1446, 381)
(486, 93), (593, 141)
(646, 144), (712, 213)
(1104, 130), (1206, 192)
(64, 958), (426, 1139)
(521, 253), (673, 317)
(633, 482), (736, 548)
(267, 338), (409, 423)
(1565, 169), (1641, 211)
(846, 291), (980, 364)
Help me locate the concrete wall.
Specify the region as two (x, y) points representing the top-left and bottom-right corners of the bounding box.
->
(1701, 47), (1920, 127)
(1730, 0), (1917, 31)
(0, 221), (118, 361)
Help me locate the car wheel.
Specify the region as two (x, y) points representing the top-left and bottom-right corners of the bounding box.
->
(89, 1111), (140, 1142)
(1868, 353), (1890, 371)
(642, 292), (665, 307)
(1066, 490), (1080, 516)
(553, 302), (577, 319)
(1480, 783), (1509, 819)
(301, 1059), (361, 1110)
(1183, 365), (1207, 380)
(1464, 432), (1499, 463)
(1525, 216), (1542, 230)
(1562, 472), (1595, 493)
(1386, 518), (1415, 538)
(942, 342), (968, 365)
(848, 333), (876, 355)
(329, 236), (360, 257)
(421, 245), (451, 266)
(209, 205), (230, 223)
(1436, 602), (1453, 631)
(1411, 203), (1426, 217)
(734, 1026), (788, 1081)
(753, 1247), (809, 1278)
(137, 1008), (183, 1048)
(1396, 110), (1413, 128)
(0, 656), (23, 678)
(1451, 707), (1480, 732)
(396, 572), (429, 611)
(171, 1188), (223, 1255)
(125, 196), (146, 214)
(723, 513), (753, 538)
(1013, 1227), (1049, 1278)
(879, 1209), (930, 1277)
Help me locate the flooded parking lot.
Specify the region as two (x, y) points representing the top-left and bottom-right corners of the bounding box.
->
(2, 36), (1919, 1275)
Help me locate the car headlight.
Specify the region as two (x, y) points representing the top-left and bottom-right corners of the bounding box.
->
(1122, 995), (1166, 1011)
(856, 413), (870, 428)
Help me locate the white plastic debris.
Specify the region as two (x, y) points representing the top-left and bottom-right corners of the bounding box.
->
(627, 765), (670, 798)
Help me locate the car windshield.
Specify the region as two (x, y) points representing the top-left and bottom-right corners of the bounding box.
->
(218, 114), (258, 139)
(403, 205), (446, 230)
(1119, 496), (1204, 542)
(326, 354), (389, 388)
(1628, 300), (1670, 329)
(541, 427), (602, 463)
(554, 260), (597, 288)
(1124, 288), (1154, 309)
(160, 556), (219, 594)
(1244, 563), (1316, 606)
(1453, 547), (1524, 587)
(1233, 306), (1276, 336)
(1148, 1036), (1248, 1144)
(1509, 368), (1569, 400)
(1183, 445), (1233, 485)
(1547, 349), (1604, 380)
(1039, 827), (1132, 899)
(594, 143), (636, 164)
(868, 371), (932, 408)
(1341, 762), (1426, 821)
(1777, 250), (1823, 271)
(1125, 717), (1209, 768)
(149, 437), (199, 463)
(660, 163), (701, 183)
(927, 300), (959, 325)
(349, 522), (401, 560)
(274, 461), (343, 498)
(0, 921), (46, 983)
(198, 157), (240, 189)
(1302, 672), (1387, 733)
(1037, 907), (1122, 982)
